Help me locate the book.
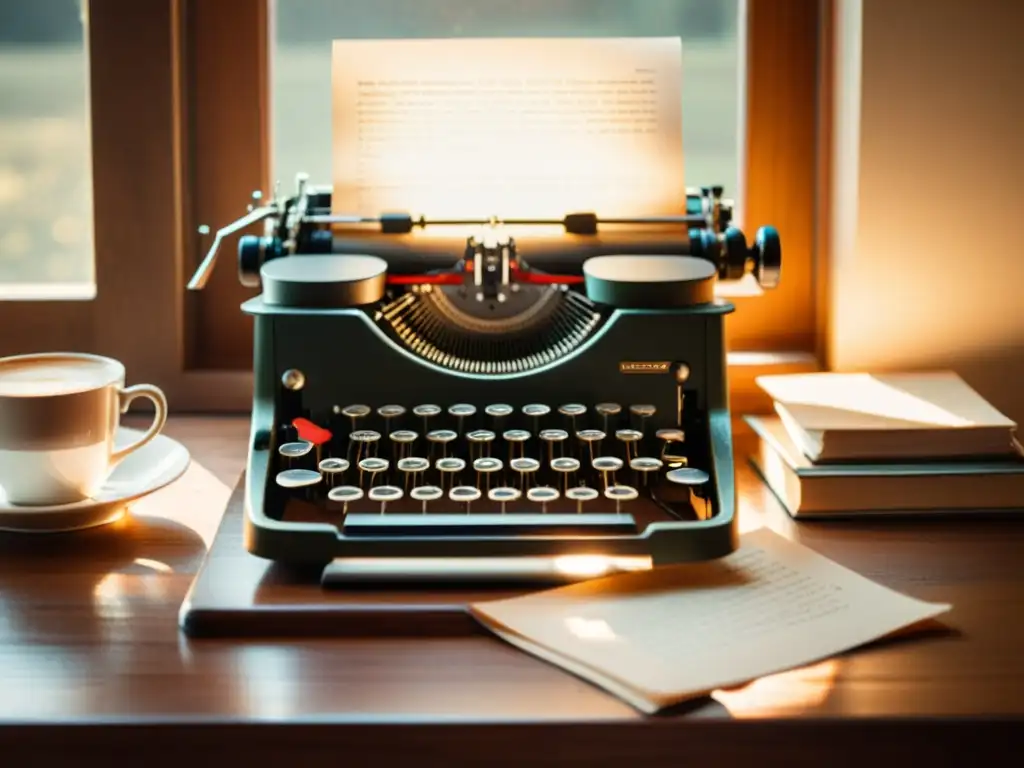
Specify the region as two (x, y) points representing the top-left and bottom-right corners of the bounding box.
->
(468, 527), (950, 714)
(754, 371), (1017, 462)
(745, 415), (1024, 517)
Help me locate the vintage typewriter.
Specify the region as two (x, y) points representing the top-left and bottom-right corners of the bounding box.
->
(188, 175), (781, 584)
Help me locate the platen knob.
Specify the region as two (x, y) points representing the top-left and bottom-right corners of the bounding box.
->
(238, 235), (282, 288)
(753, 226), (782, 289)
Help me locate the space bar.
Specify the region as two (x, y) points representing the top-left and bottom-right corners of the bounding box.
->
(342, 513), (637, 537)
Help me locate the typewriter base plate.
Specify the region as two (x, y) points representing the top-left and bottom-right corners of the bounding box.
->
(180, 477), (621, 639)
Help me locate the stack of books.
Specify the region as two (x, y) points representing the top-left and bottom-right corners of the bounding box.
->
(745, 371), (1024, 518)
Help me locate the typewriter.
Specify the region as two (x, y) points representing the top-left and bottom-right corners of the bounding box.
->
(188, 175), (781, 584)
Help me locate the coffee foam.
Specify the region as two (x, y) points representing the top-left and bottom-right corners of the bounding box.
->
(0, 356), (119, 397)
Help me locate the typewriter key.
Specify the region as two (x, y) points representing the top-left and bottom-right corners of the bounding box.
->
(502, 429), (531, 460)
(595, 402), (622, 433)
(358, 457), (389, 487)
(327, 485), (364, 515)
(473, 457), (503, 490)
(565, 486), (599, 513)
(410, 484), (444, 513)
(448, 403), (477, 432)
(397, 456), (430, 488)
(485, 403), (513, 422)
(318, 457), (349, 486)
(522, 403), (550, 433)
(509, 456), (540, 489)
(592, 456), (624, 489)
(539, 428), (569, 463)
(341, 404), (371, 432)
(558, 404), (586, 435)
(426, 428), (458, 457)
(630, 456), (663, 487)
(466, 429), (496, 460)
(349, 429), (381, 467)
(604, 484), (639, 513)
(413, 404), (442, 433)
(436, 456), (466, 489)
(656, 428), (687, 464)
(368, 485), (403, 514)
(275, 469), (322, 489)
(615, 428), (644, 461)
(278, 441), (313, 465)
(378, 404), (406, 425)
(551, 456), (581, 494)
(666, 467), (709, 485)
(488, 486), (521, 514)
(527, 486), (560, 513)
(576, 428), (606, 464)
(449, 485), (482, 513)
(388, 429), (418, 460)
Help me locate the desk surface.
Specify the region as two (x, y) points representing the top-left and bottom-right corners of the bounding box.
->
(0, 415), (1021, 766)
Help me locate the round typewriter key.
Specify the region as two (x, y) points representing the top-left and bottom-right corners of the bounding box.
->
(466, 429), (496, 460)
(275, 469), (322, 488)
(368, 484), (403, 514)
(509, 456), (540, 489)
(485, 403), (513, 418)
(448, 403), (477, 432)
(318, 457), (349, 486)
(358, 457), (389, 487)
(615, 428), (644, 461)
(327, 485), (364, 514)
(592, 455), (624, 489)
(565, 486), (600, 513)
(629, 404), (656, 418)
(378, 404), (406, 419)
(604, 484), (639, 513)
(488, 486), (521, 513)
(539, 428), (569, 463)
(551, 456), (581, 494)
(388, 429), (418, 460)
(449, 485), (482, 513)
(436, 456), (466, 488)
(522, 404), (550, 417)
(278, 442), (313, 460)
(558, 403), (587, 417)
(350, 429), (381, 442)
(595, 402), (622, 432)
(342, 404), (371, 432)
(397, 456), (430, 488)
(502, 428), (531, 460)
(527, 486), (560, 512)
(630, 456), (663, 488)
(410, 484), (444, 513)
(397, 456), (430, 472)
(576, 428), (606, 464)
(426, 428), (458, 457)
(413, 404), (442, 433)
(666, 467), (710, 486)
(656, 428), (685, 442)
(473, 457), (503, 490)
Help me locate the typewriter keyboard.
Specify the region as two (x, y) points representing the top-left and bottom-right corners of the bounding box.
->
(273, 402), (712, 536)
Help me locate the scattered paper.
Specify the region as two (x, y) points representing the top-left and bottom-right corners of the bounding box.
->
(331, 37), (685, 218)
(469, 527), (950, 713)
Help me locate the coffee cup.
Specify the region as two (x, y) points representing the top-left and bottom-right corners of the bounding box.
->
(0, 352), (167, 506)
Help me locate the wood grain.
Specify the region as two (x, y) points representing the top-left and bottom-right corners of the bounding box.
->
(0, 415), (1020, 766)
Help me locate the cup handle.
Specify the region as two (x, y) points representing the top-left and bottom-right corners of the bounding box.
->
(110, 384), (168, 465)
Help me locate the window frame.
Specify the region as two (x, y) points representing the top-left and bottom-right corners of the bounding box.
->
(0, 0), (822, 413)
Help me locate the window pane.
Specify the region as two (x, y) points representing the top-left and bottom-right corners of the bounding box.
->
(0, 0), (94, 299)
(271, 0), (739, 201)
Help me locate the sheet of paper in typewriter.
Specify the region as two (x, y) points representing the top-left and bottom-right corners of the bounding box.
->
(331, 37), (686, 219)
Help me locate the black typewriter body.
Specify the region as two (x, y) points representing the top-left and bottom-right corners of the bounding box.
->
(190, 178), (781, 584)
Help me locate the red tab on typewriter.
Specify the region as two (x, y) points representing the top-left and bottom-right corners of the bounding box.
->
(292, 418), (333, 445)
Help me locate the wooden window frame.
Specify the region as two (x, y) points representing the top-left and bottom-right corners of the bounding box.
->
(0, 0), (824, 414)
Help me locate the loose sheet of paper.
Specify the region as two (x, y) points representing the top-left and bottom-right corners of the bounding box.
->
(331, 38), (685, 218)
(469, 527), (950, 713)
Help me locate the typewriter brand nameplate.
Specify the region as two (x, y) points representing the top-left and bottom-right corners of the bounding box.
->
(619, 362), (671, 374)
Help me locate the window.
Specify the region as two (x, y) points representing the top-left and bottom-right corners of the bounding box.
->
(1, 0), (821, 412)
(0, 0), (93, 299)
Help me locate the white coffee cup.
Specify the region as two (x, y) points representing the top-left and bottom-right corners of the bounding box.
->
(0, 352), (167, 506)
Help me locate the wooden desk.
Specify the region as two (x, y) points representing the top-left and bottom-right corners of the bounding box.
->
(0, 416), (1020, 766)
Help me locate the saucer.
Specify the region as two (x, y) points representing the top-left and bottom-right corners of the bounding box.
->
(0, 427), (191, 533)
